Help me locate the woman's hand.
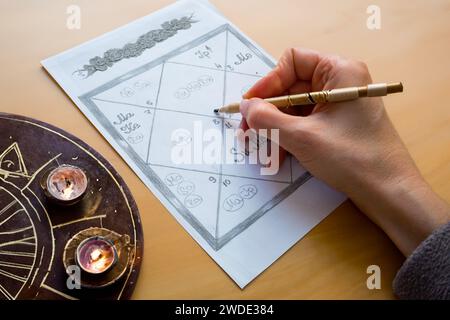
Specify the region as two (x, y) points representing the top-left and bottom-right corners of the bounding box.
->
(240, 48), (450, 256)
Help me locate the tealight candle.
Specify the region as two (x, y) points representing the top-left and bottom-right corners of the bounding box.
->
(76, 236), (118, 274)
(46, 165), (87, 205)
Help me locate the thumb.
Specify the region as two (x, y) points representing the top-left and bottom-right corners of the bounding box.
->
(240, 98), (302, 152)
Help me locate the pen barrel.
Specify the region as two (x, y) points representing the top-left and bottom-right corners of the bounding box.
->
(220, 103), (241, 113)
(218, 82), (402, 113)
(327, 87), (360, 102)
(265, 96), (294, 107)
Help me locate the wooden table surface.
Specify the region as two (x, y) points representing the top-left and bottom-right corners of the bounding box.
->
(1, 0), (449, 299)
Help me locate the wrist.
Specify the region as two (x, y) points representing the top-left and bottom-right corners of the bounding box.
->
(350, 171), (450, 256)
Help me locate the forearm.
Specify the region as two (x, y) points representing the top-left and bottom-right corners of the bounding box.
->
(351, 173), (450, 256)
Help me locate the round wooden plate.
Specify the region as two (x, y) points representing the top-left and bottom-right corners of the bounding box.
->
(0, 113), (143, 300)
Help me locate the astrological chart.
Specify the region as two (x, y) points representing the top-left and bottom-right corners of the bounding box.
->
(80, 24), (311, 251)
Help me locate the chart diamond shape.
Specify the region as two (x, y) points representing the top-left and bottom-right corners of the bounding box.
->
(80, 24), (311, 250)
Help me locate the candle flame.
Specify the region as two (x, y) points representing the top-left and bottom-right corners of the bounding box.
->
(62, 180), (75, 199)
(90, 248), (103, 262)
(79, 239), (116, 274)
(88, 247), (114, 272)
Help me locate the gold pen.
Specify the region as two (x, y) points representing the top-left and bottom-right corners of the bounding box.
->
(213, 82), (403, 114)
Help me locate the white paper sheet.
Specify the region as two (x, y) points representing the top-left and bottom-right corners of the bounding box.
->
(42, 0), (346, 288)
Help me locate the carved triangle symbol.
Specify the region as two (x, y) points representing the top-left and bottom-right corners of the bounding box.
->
(0, 142), (30, 179)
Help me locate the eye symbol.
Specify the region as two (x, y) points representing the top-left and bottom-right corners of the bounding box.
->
(3, 160), (14, 168)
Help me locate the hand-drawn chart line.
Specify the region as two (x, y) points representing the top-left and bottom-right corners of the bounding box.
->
(148, 162), (291, 184)
(215, 29), (229, 240)
(218, 173), (312, 248)
(92, 96), (221, 120)
(165, 60), (263, 79)
(145, 62), (165, 164)
(92, 97), (152, 110)
(80, 23), (310, 250)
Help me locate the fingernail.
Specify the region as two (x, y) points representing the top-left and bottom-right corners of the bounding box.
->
(240, 99), (250, 117)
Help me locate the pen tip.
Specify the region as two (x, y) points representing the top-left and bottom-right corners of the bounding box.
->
(213, 108), (219, 113)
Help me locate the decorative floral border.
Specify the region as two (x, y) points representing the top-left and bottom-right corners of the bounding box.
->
(73, 15), (197, 79)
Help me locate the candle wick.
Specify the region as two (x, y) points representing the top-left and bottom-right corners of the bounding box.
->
(52, 182), (60, 192)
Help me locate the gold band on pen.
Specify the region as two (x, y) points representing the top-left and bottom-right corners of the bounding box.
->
(288, 95), (294, 107)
